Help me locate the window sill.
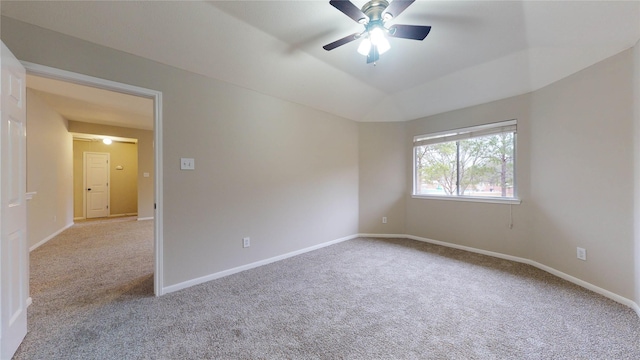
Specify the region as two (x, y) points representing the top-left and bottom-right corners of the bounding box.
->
(411, 194), (521, 205)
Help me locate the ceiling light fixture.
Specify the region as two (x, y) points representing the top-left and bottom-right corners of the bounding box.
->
(103, 138), (112, 145)
(369, 26), (390, 55)
(358, 0), (391, 63)
(324, 0), (432, 64)
(357, 24), (391, 60)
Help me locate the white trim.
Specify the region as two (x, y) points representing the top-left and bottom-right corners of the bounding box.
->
(22, 61), (164, 296)
(633, 302), (640, 318)
(108, 213), (138, 218)
(411, 195), (521, 205)
(137, 217), (154, 221)
(29, 222), (73, 252)
(358, 233), (407, 239)
(414, 119), (517, 146)
(154, 92), (163, 295)
(22, 62), (160, 98)
(162, 234), (358, 295)
(26, 297), (32, 308)
(365, 233), (640, 318)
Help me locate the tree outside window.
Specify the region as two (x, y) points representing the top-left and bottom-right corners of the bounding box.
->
(415, 129), (515, 198)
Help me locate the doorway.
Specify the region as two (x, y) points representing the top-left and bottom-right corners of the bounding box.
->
(23, 62), (164, 296)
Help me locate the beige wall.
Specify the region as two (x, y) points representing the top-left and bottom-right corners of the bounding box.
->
(72, 139), (138, 218)
(528, 49), (634, 299)
(26, 89), (74, 248)
(68, 121), (153, 219)
(1, 17), (360, 288)
(358, 122), (406, 234)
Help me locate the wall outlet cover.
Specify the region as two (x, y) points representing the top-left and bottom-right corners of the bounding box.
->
(577, 247), (587, 261)
(180, 158), (195, 170)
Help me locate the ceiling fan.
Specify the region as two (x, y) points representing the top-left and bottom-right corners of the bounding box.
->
(323, 0), (431, 64)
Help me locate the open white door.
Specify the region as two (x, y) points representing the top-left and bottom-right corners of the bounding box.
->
(0, 42), (28, 359)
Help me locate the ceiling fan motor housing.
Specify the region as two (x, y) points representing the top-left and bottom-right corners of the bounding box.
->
(361, 0), (390, 24)
(362, 0), (391, 39)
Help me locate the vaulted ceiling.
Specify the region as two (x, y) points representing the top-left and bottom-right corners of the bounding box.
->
(2, 1), (639, 122)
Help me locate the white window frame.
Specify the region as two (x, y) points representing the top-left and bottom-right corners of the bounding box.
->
(412, 120), (521, 205)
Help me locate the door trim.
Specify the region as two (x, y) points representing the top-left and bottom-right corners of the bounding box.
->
(22, 62), (165, 296)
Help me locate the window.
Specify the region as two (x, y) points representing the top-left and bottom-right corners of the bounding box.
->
(413, 120), (517, 201)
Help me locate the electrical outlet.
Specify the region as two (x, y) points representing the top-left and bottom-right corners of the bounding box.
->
(180, 158), (195, 170)
(382, 217), (387, 224)
(577, 247), (587, 261)
(243, 237), (250, 248)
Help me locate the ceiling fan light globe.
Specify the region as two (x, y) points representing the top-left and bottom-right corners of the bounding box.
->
(376, 36), (391, 54)
(370, 27), (386, 44)
(357, 38), (372, 56)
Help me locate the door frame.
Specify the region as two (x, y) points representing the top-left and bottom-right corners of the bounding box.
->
(23, 62), (165, 296)
(83, 151), (111, 219)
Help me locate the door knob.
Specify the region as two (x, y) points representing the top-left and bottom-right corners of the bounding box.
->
(87, 188), (92, 191)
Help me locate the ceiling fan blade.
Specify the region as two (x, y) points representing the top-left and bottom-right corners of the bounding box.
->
(323, 33), (360, 51)
(329, 0), (368, 23)
(383, 0), (415, 19)
(388, 24), (431, 40)
(367, 46), (379, 64)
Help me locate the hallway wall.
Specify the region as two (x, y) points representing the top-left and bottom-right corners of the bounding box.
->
(26, 88), (73, 249)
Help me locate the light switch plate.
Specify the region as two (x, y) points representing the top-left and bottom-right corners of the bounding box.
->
(180, 158), (195, 170)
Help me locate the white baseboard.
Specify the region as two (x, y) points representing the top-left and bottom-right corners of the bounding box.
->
(109, 213), (138, 218)
(633, 302), (640, 318)
(29, 222), (74, 252)
(163, 234), (358, 295)
(390, 234), (640, 318)
(359, 233), (407, 239)
(137, 217), (154, 221)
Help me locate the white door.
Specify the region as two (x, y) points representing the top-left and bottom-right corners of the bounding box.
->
(0, 41), (28, 360)
(84, 152), (110, 219)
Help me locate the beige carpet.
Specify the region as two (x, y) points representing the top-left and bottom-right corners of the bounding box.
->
(13, 219), (640, 359)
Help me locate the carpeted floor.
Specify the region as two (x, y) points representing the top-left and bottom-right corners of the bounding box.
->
(13, 219), (640, 359)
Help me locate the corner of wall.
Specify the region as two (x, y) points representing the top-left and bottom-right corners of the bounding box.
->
(357, 122), (408, 235)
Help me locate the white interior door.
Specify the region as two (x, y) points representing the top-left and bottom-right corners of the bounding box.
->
(0, 41), (28, 360)
(84, 152), (110, 219)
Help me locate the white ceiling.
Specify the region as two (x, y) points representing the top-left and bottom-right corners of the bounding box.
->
(3, 1), (639, 122)
(27, 75), (154, 130)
